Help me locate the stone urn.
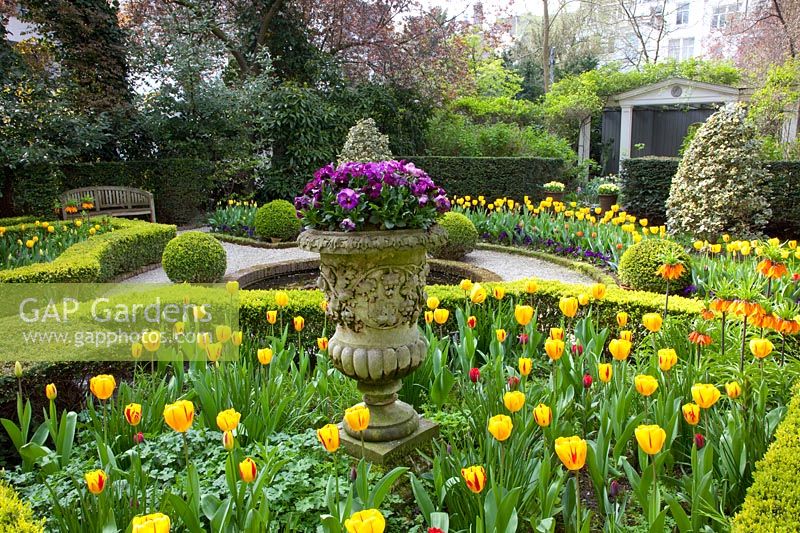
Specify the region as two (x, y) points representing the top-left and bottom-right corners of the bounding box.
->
(545, 190), (564, 203)
(298, 227), (445, 442)
(598, 193), (618, 212)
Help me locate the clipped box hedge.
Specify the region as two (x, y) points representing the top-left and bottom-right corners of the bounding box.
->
(733, 382), (800, 532)
(621, 157), (800, 234)
(404, 156), (565, 200)
(0, 218), (176, 283)
(238, 278), (703, 340)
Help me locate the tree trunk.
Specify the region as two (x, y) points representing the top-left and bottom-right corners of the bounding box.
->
(542, 0), (550, 93)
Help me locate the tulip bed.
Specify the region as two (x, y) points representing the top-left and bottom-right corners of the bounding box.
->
(1, 273), (799, 532)
(0, 218), (113, 270)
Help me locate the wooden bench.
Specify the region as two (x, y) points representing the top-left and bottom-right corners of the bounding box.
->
(60, 186), (156, 222)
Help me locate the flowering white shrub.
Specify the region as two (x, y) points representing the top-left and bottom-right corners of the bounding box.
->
(337, 118), (393, 166)
(666, 103), (771, 238)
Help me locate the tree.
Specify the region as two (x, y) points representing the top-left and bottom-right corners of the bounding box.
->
(666, 103), (771, 238)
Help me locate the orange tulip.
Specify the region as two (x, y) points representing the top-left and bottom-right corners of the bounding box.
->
(163, 400), (194, 433)
(238, 457), (257, 483)
(90, 375), (116, 401)
(85, 469), (107, 495)
(461, 465), (487, 494)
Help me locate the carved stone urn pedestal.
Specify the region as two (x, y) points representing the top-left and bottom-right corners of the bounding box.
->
(298, 227), (444, 452)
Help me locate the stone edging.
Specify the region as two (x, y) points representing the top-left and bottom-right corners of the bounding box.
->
(226, 257), (501, 289)
(109, 262), (162, 282)
(475, 243), (616, 285)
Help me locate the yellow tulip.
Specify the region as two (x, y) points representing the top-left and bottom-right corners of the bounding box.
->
(238, 457), (257, 483)
(608, 338), (632, 361)
(492, 286), (506, 300)
(577, 293), (590, 306)
(293, 316), (305, 331)
(124, 403), (142, 426)
(544, 338), (565, 361)
(222, 430), (235, 451)
(196, 332), (211, 349)
(424, 310), (433, 324)
(616, 311), (629, 327)
(518, 357), (532, 377)
(550, 327), (564, 340)
(132, 513), (171, 533)
(488, 414), (513, 441)
(725, 381), (741, 399)
(525, 279), (538, 293)
(192, 305), (207, 321)
(635, 424), (666, 455)
(85, 469), (108, 495)
(619, 330), (633, 342)
(426, 296), (440, 310)
(206, 342), (223, 362)
(433, 308), (449, 324)
(275, 291), (289, 307)
(317, 424), (340, 453)
(344, 404), (370, 432)
(226, 281), (239, 295)
(142, 330), (161, 352)
(634, 374), (658, 396)
(682, 403), (700, 425)
(131, 342), (143, 359)
(503, 391), (525, 413)
(45, 383), (57, 401)
(691, 383), (721, 409)
(470, 284), (487, 304)
(642, 313), (663, 333)
(749, 338), (774, 359)
(559, 296), (578, 318)
(317, 337), (329, 351)
(215, 325), (232, 343)
(231, 331), (243, 346)
(598, 363), (612, 383)
(461, 465), (487, 494)
(173, 321), (185, 335)
(216, 408), (241, 432)
(163, 400), (194, 433)
(657, 348), (678, 371)
(266, 310), (278, 324)
(554, 436), (587, 470)
(459, 279), (473, 292)
(344, 509), (385, 533)
(533, 403), (552, 427)
(257, 347), (273, 365)
(496, 329), (508, 342)
(90, 374), (116, 401)
(321, 300), (328, 312)
(514, 305), (534, 326)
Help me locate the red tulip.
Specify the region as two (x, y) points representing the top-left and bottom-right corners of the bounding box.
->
(694, 433), (705, 449)
(507, 376), (520, 389)
(583, 374), (593, 389)
(469, 368), (480, 383)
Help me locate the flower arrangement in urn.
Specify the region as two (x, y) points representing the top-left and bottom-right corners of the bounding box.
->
(295, 120), (448, 447)
(294, 160), (450, 232)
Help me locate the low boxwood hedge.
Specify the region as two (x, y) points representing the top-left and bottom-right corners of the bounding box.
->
(0, 480), (44, 532)
(733, 382), (800, 532)
(0, 218), (176, 283)
(238, 278), (703, 340)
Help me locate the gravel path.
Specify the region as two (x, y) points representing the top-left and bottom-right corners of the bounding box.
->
(124, 234), (592, 285)
(464, 249), (593, 284)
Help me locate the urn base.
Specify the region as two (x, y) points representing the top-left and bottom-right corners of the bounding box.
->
(344, 379), (420, 441)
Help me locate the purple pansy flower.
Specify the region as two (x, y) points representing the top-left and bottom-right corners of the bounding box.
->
(340, 218), (356, 231)
(337, 188), (360, 210)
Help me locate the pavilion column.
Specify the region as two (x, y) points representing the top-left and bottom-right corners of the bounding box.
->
(578, 116), (591, 162)
(618, 104), (633, 171)
(781, 102), (799, 144)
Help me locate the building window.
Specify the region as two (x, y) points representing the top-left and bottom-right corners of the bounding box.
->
(668, 39), (681, 59)
(668, 38), (694, 60)
(682, 37), (695, 58)
(676, 3), (689, 25)
(711, 4), (738, 29)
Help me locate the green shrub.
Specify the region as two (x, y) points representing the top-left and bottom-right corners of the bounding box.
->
(404, 156), (564, 200)
(254, 200), (302, 241)
(618, 238), (691, 293)
(431, 212), (478, 260)
(667, 103), (772, 238)
(733, 382), (800, 532)
(162, 231), (226, 283)
(620, 157), (679, 224)
(764, 161), (800, 237)
(0, 218), (176, 283)
(0, 480), (45, 533)
(337, 118), (393, 165)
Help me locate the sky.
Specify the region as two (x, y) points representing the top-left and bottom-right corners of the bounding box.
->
(419, 0), (544, 19)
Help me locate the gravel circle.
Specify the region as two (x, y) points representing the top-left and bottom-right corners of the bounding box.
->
(463, 249), (594, 284)
(124, 238), (591, 286)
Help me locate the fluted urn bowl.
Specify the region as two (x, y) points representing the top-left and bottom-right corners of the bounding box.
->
(298, 226), (445, 441)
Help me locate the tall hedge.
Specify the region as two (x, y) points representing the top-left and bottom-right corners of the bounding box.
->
(6, 159), (217, 225)
(621, 157), (800, 236)
(61, 159), (217, 225)
(619, 157), (679, 225)
(405, 156), (564, 200)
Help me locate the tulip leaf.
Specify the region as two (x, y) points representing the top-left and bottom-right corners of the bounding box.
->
(409, 472), (435, 523)
(370, 466), (408, 508)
